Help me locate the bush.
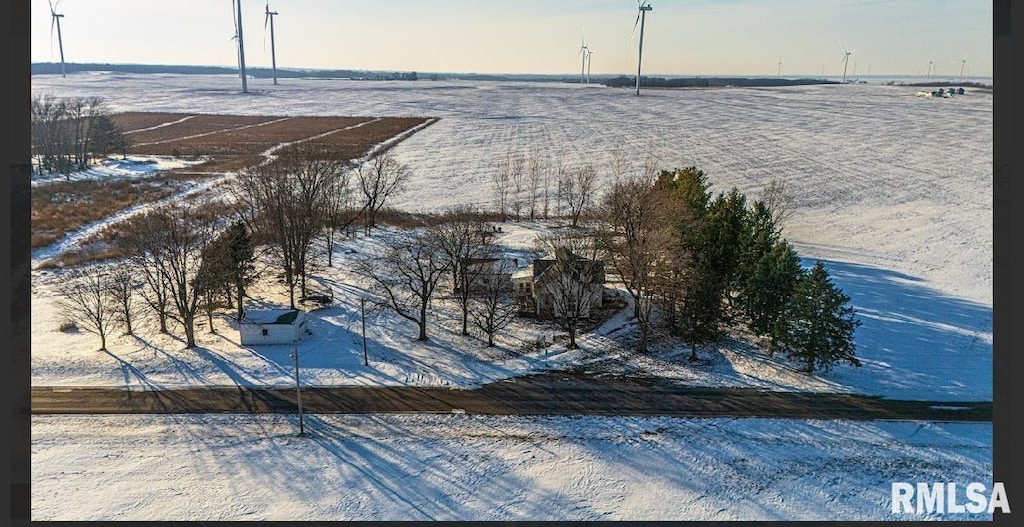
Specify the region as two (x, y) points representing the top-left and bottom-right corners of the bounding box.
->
(58, 319), (78, 332)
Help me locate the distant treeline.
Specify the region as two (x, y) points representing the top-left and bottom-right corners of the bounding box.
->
(895, 81), (993, 90)
(33, 62), (588, 83)
(603, 76), (837, 88)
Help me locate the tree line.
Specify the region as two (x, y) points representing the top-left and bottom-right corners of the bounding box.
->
(31, 95), (130, 177)
(599, 167), (860, 373)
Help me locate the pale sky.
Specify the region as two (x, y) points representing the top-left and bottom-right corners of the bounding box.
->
(32, 0), (993, 77)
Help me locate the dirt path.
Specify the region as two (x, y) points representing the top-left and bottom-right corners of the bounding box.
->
(31, 372), (991, 421)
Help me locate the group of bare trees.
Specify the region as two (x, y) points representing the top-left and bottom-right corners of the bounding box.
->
(491, 151), (601, 225)
(233, 146), (410, 308)
(56, 143), (413, 351)
(356, 206), (520, 347)
(58, 203), (254, 350)
(31, 95), (130, 177)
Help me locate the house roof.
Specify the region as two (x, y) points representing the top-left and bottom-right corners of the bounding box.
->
(531, 255), (604, 285)
(240, 309), (302, 325)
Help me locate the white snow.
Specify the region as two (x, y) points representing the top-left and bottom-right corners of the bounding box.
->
(28, 73), (994, 521)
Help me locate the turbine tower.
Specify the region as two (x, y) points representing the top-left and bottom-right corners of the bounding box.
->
(633, 1), (653, 96)
(586, 49), (596, 84)
(955, 52), (969, 83)
(578, 31), (589, 85)
(49, 1), (66, 78)
(840, 41), (857, 83)
(777, 57), (782, 76)
(265, 2), (279, 85)
(232, 0), (248, 93)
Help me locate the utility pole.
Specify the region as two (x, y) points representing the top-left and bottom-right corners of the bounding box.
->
(361, 298), (368, 366)
(292, 340), (305, 436)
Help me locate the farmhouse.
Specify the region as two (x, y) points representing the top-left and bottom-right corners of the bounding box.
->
(513, 249), (605, 319)
(238, 309), (309, 345)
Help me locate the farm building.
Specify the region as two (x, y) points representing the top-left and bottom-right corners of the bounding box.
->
(238, 309), (309, 345)
(455, 257), (518, 295)
(513, 248), (605, 319)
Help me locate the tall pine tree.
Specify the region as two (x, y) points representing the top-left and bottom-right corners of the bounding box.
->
(780, 261), (862, 373)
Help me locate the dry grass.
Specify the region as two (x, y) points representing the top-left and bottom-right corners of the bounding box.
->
(40, 196), (240, 270)
(108, 112), (196, 133)
(32, 176), (193, 249)
(116, 114), (282, 144)
(124, 116), (371, 156)
(280, 117), (434, 160)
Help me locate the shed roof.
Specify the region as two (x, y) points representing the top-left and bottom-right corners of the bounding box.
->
(240, 309), (301, 325)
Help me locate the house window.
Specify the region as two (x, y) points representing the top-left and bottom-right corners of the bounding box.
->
(261, 329), (269, 336)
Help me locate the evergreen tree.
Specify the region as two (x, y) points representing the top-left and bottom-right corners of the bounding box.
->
(737, 202), (803, 355)
(677, 256), (724, 361)
(654, 166), (711, 219)
(780, 261), (862, 373)
(225, 221), (258, 321)
(702, 188), (747, 312)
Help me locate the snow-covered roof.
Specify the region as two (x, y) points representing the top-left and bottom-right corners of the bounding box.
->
(240, 309), (301, 325)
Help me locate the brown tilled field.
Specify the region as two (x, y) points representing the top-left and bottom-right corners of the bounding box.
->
(109, 112), (435, 173)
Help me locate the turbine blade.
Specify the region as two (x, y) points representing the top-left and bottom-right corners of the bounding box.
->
(631, 13), (640, 39)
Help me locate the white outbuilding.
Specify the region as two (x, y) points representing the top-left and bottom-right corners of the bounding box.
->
(238, 309), (308, 345)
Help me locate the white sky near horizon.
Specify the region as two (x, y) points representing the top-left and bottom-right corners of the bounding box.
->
(32, 0), (993, 77)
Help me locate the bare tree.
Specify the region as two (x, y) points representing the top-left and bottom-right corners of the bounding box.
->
(107, 262), (141, 337)
(508, 151), (526, 220)
(358, 149), (410, 235)
(601, 172), (680, 353)
(469, 257), (520, 347)
(609, 147), (630, 186)
(761, 177), (795, 231)
(322, 165), (365, 267)
(119, 216), (172, 334)
(526, 151), (547, 220)
(234, 144), (344, 308)
(124, 204), (215, 348)
(56, 267), (119, 350)
(431, 206), (489, 336)
(559, 163), (599, 227)
(356, 229), (451, 341)
(547, 156), (565, 219)
(534, 229), (604, 349)
(491, 153), (513, 222)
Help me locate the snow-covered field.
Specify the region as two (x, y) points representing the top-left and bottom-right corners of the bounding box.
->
(31, 414), (992, 521)
(29, 72), (994, 521)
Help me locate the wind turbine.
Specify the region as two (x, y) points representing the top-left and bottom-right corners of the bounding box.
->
(265, 2), (279, 85)
(586, 49), (597, 84)
(578, 31), (589, 85)
(49, 0), (66, 78)
(840, 41), (857, 83)
(231, 0), (248, 93)
(777, 57), (782, 76)
(954, 52), (969, 83)
(632, 1), (653, 96)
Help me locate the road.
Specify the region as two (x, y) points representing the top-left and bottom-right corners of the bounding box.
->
(31, 372), (991, 422)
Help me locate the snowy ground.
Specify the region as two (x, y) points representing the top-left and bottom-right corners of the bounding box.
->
(28, 73), (994, 521)
(31, 414), (992, 521)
